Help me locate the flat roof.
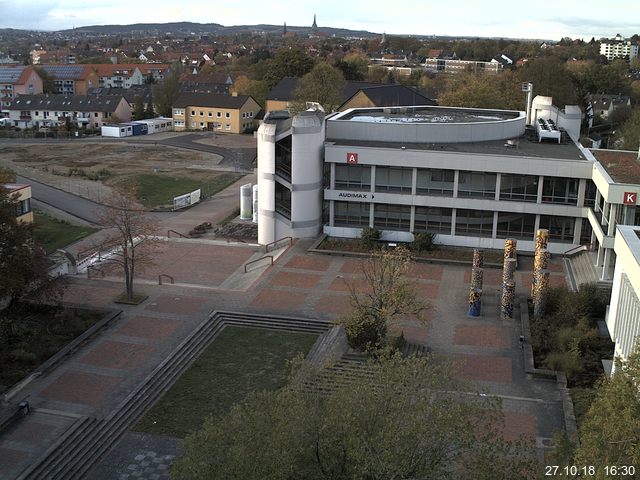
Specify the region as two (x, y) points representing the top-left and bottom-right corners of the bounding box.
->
(338, 106), (520, 124)
(1, 183), (29, 191)
(590, 149), (640, 184)
(328, 132), (587, 161)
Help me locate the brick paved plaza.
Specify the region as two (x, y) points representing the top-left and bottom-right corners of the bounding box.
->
(0, 186), (570, 478)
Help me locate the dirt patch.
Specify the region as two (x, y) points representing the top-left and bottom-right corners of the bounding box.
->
(0, 142), (225, 203)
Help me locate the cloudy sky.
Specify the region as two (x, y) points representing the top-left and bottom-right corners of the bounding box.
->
(1, 0), (638, 40)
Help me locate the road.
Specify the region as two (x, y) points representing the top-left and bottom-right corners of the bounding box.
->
(18, 175), (176, 225)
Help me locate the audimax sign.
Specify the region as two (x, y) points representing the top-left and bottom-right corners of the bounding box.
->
(338, 192), (369, 199)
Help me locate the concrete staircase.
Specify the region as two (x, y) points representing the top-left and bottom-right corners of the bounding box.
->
(17, 312), (330, 480)
(564, 250), (612, 295)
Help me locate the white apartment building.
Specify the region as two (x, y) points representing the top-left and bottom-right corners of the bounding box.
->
(600, 34), (639, 61)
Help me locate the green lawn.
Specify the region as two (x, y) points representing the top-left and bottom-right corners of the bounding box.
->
(32, 210), (98, 254)
(124, 173), (242, 208)
(134, 326), (318, 438)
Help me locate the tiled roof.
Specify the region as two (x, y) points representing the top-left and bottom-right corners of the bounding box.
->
(8, 94), (127, 113)
(39, 64), (95, 80)
(348, 84), (436, 109)
(0, 66), (26, 84)
(173, 92), (254, 109)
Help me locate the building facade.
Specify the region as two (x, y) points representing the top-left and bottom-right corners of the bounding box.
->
(257, 100), (640, 284)
(600, 35), (639, 61)
(39, 65), (99, 95)
(3, 184), (33, 224)
(172, 93), (259, 133)
(606, 225), (640, 366)
(0, 66), (43, 113)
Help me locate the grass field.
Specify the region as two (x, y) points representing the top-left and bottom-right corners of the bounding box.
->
(124, 173), (242, 208)
(32, 210), (98, 254)
(133, 326), (318, 438)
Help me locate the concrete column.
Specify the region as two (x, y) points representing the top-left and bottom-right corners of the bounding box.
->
(577, 179), (586, 207)
(370, 165), (376, 193)
(607, 204), (618, 236)
(533, 269), (550, 318)
(495, 173), (501, 201)
(594, 189), (601, 212)
(501, 281), (516, 320)
(534, 214), (541, 234)
(411, 168), (417, 196)
(453, 170), (459, 198)
(409, 205), (416, 233)
(573, 217), (583, 245)
(537, 175), (544, 203)
(330, 163), (335, 189)
(329, 200), (335, 226)
(369, 202), (374, 227)
(492, 211), (498, 239)
(596, 244), (604, 267)
(602, 201), (610, 227)
(450, 209), (457, 236)
(601, 248), (611, 281)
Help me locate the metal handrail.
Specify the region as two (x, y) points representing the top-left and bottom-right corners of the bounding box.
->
(158, 274), (174, 285)
(562, 244), (588, 258)
(264, 236), (293, 253)
(167, 229), (188, 238)
(244, 255), (273, 273)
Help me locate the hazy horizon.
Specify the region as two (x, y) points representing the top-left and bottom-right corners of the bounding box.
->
(0, 0), (638, 41)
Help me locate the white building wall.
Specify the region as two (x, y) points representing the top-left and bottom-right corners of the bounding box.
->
(607, 226), (640, 366)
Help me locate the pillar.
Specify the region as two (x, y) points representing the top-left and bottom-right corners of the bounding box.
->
(534, 229), (549, 252)
(468, 288), (482, 317)
(502, 257), (517, 284)
(504, 238), (517, 260)
(533, 269), (550, 318)
(501, 281), (515, 320)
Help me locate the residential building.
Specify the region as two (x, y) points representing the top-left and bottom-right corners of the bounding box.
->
(0, 66), (43, 112)
(3, 184), (33, 224)
(38, 65), (99, 95)
(179, 72), (234, 95)
(7, 94), (131, 129)
(172, 93), (260, 133)
(421, 57), (502, 74)
(91, 64), (145, 88)
(587, 94), (631, 122)
(600, 34), (639, 61)
(606, 224), (640, 368)
(88, 85), (153, 116)
(256, 98), (640, 287)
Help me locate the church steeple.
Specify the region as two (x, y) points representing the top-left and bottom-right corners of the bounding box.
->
(312, 14), (318, 31)
(283, 21), (287, 36)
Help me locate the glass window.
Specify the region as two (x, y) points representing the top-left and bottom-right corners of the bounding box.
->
(584, 180), (597, 208)
(414, 206), (452, 234)
(373, 204), (411, 231)
(416, 168), (454, 196)
(16, 198), (31, 216)
(375, 167), (413, 194)
(334, 201), (370, 227)
(275, 183), (291, 219)
(457, 171), (496, 199)
(225, 112), (230, 118)
(217, 112), (221, 118)
(500, 174), (538, 202)
(191, 110), (195, 116)
(542, 177), (578, 205)
(199, 111), (204, 116)
(335, 165), (371, 191)
(455, 209), (494, 237)
(496, 212), (536, 240)
(539, 215), (575, 243)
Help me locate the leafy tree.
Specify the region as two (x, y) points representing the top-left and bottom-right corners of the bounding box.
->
(335, 53), (369, 81)
(152, 62), (184, 117)
(33, 66), (55, 94)
(615, 107), (640, 150)
(95, 185), (160, 301)
(572, 341), (640, 477)
(260, 48), (314, 89)
(439, 71), (522, 110)
(0, 185), (62, 321)
(360, 226), (380, 249)
(172, 354), (537, 480)
(144, 100), (155, 119)
(133, 96), (145, 120)
(293, 62), (346, 112)
(233, 75), (269, 107)
(337, 246), (429, 352)
(518, 57), (579, 107)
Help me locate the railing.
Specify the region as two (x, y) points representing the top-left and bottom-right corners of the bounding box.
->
(167, 229), (188, 238)
(264, 236), (292, 253)
(244, 255), (273, 273)
(158, 274), (174, 285)
(562, 244), (588, 259)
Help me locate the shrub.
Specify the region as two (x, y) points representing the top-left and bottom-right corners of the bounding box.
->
(412, 232), (435, 253)
(360, 227), (380, 249)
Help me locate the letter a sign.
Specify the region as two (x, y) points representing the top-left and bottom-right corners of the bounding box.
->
(347, 152), (358, 164)
(623, 192), (637, 205)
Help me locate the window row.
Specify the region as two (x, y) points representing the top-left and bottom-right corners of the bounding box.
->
(332, 165), (586, 206)
(191, 110), (231, 118)
(333, 202), (577, 243)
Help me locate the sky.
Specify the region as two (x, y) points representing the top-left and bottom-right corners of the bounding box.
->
(1, 0), (638, 40)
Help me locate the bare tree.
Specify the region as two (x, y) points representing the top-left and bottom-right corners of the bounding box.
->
(96, 186), (160, 301)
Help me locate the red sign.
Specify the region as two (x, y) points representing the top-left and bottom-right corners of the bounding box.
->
(623, 192), (637, 205)
(346, 152), (358, 164)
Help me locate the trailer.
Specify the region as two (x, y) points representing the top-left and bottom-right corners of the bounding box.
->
(132, 117), (173, 135)
(101, 124), (132, 137)
(127, 122), (148, 136)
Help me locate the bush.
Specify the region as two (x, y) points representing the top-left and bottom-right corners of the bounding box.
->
(412, 232), (435, 253)
(360, 227), (380, 249)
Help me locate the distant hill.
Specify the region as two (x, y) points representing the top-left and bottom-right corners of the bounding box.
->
(58, 21), (378, 38)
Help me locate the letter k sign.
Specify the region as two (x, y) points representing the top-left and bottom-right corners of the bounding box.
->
(623, 192), (637, 205)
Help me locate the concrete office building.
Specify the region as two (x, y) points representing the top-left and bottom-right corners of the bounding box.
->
(257, 98), (640, 282)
